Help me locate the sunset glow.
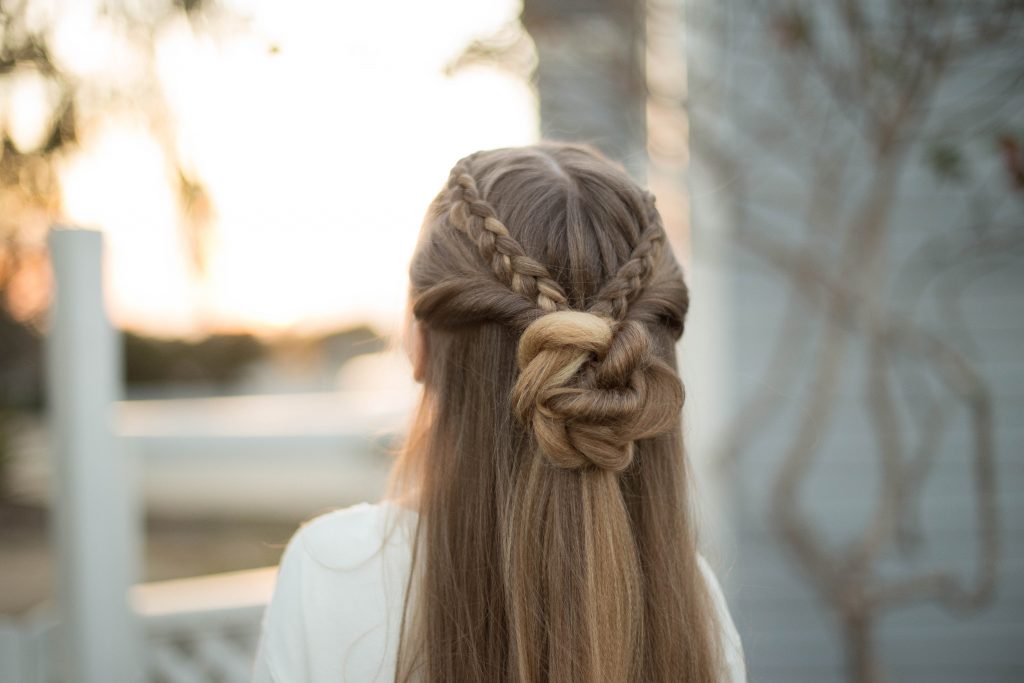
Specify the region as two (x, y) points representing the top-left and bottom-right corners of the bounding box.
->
(57, 0), (538, 337)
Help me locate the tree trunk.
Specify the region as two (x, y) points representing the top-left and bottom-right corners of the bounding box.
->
(521, 0), (647, 175)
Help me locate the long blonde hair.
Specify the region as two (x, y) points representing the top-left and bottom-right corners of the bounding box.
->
(390, 143), (722, 682)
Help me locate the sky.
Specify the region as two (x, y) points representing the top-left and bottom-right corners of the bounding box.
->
(48, 0), (537, 337)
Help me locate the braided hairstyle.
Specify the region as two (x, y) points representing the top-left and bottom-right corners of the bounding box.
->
(393, 144), (721, 683)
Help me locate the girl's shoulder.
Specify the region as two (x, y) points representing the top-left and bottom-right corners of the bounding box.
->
(253, 501), (414, 682)
(288, 500), (414, 570)
(696, 554), (747, 682)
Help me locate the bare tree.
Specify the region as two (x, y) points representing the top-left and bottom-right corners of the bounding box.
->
(676, 0), (1024, 679)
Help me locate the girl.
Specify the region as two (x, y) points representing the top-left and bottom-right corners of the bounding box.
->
(253, 143), (746, 682)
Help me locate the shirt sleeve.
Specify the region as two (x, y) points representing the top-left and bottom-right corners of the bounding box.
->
(697, 554), (748, 682)
(252, 528), (312, 683)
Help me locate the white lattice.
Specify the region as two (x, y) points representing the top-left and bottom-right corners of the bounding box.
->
(146, 612), (263, 683)
(138, 567), (275, 683)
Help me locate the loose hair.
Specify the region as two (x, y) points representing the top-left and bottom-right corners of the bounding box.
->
(389, 143), (723, 682)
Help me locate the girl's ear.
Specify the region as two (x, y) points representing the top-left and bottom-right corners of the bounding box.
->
(411, 320), (429, 384)
(401, 299), (429, 384)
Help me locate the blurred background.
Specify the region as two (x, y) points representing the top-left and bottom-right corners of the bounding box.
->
(0, 0), (1021, 681)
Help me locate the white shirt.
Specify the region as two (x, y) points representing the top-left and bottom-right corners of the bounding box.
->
(253, 501), (746, 682)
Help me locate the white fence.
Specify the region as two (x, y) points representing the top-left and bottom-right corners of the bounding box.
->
(0, 227), (409, 683)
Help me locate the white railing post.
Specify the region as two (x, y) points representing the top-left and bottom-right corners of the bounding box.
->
(46, 227), (141, 682)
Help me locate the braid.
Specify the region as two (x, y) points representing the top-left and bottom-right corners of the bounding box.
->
(447, 165), (568, 313)
(506, 190), (681, 473)
(590, 192), (666, 321)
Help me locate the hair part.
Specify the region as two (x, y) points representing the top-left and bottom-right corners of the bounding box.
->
(390, 143), (723, 682)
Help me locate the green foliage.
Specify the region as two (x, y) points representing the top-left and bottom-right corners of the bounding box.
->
(772, 7), (813, 51)
(927, 143), (968, 183)
(0, 408), (11, 501)
(123, 331), (266, 386)
(317, 325), (387, 367)
(0, 304), (42, 410)
(0, 308), (41, 504)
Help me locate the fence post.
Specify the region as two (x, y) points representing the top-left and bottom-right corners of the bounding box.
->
(46, 227), (141, 682)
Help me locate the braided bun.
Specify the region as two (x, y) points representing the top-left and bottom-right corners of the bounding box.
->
(511, 311), (683, 472)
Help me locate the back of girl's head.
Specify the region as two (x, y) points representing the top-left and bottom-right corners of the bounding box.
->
(393, 143), (722, 682)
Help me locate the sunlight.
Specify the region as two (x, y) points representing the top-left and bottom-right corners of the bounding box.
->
(60, 118), (198, 334)
(58, 0), (537, 337)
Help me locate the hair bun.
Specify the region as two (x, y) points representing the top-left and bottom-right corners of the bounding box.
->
(511, 311), (683, 472)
